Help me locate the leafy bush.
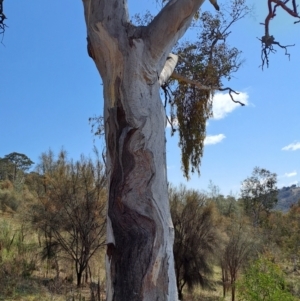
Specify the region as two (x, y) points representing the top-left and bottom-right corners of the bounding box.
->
(237, 256), (296, 301)
(0, 221), (38, 297)
(0, 179), (13, 190)
(0, 189), (20, 212)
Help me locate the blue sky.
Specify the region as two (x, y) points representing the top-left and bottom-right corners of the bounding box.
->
(1, 0), (299, 196)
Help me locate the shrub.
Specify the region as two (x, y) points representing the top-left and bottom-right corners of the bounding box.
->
(0, 189), (20, 212)
(237, 256), (296, 301)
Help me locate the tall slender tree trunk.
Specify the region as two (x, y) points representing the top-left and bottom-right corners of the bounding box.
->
(231, 277), (236, 301)
(82, 0), (205, 300)
(221, 263), (229, 298)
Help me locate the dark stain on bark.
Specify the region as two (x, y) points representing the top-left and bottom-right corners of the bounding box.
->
(107, 243), (115, 261)
(87, 36), (96, 61)
(107, 77), (158, 301)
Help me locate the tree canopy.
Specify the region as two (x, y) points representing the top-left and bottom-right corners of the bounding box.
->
(241, 167), (278, 227)
(169, 185), (222, 299)
(29, 150), (107, 286)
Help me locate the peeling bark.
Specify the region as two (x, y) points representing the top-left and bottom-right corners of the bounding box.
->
(82, 0), (206, 300)
(159, 53), (178, 86)
(103, 63), (175, 300)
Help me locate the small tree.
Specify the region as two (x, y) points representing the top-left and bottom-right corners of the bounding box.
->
(206, 181), (239, 217)
(221, 220), (257, 301)
(1, 152), (34, 182)
(241, 167), (278, 227)
(237, 256), (296, 301)
(30, 150), (106, 286)
(170, 185), (222, 300)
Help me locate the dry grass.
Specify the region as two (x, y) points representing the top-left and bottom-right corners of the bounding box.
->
(1, 212), (300, 301)
(0, 213), (106, 301)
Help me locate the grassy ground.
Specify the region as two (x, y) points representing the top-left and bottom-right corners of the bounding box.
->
(0, 212), (105, 301)
(0, 278), (104, 301)
(1, 211), (300, 301)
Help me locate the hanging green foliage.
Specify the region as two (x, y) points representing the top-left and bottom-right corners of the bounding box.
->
(164, 1), (249, 178)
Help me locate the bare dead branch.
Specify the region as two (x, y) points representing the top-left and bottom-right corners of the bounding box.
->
(171, 71), (244, 106)
(171, 71), (217, 90)
(258, 35), (295, 69)
(0, 0), (7, 40)
(260, 0), (300, 68)
(218, 87), (244, 106)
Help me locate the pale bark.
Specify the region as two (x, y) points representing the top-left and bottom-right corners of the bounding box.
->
(82, 0), (206, 300)
(159, 54), (178, 86)
(171, 71), (218, 90)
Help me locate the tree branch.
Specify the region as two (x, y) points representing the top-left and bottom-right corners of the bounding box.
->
(82, 0), (129, 58)
(170, 71), (244, 105)
(171, 71), (217, 90)
(258, 35), (295, 69)
(264, 0), (299, 37)
(259, 0), (300, 68)
(0, 0), (7, 39)
(82, 0), (130, 79)
(82, 0), (129, 32)
(146, 0), (205, 62)
(159, 53), (178, 85)
(219, 87), (244, 106)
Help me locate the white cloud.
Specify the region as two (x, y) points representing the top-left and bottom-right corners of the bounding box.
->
(284, 171), (297, 178)
(166, 91), (249, 126)
(204, 134), (226, 145)
(212, 92), (249, 120)
(282, 142), (300, 151)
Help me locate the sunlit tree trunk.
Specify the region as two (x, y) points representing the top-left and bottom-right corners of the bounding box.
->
(104, 69), (176, 301)
(82, 0), (205, 299)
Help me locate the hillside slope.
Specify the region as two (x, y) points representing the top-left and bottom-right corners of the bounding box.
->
(276, 185), (300, 211)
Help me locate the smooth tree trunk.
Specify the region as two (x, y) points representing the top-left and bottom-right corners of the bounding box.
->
(82, 0), (205, 300)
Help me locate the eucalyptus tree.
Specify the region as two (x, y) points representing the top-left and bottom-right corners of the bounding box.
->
(2, 0), (300, 300)
(222, 221), (257, 301)
(82, 1), (253, 299)
(241, 167), (278, 227)
(83, 1), (298, 300)
(0, 153), (34, 190)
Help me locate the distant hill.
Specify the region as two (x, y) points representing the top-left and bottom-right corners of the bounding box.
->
(276, 184), (300, 212)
